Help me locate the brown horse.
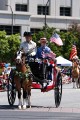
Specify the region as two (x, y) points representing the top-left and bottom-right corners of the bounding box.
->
(72, 60), (79, 88)
(14, 50), (32, 109)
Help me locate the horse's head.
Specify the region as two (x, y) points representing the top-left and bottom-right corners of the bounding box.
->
(15, 50), (26, 64)
(72, 59), (79, 70)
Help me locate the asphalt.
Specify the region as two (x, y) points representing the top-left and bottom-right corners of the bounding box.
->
(0, 82), (80, 113)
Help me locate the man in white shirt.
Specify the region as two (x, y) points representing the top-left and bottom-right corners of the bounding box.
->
(20, 31), (37, 57)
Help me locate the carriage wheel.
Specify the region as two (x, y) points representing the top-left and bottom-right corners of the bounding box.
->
(7, 77), (16, 106)
(54, 72), (62, 108)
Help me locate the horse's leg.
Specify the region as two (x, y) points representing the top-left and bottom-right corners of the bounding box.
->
(22, 79), (27, 109)
(73, 78), (75, 88)
(76, 78), (79, 88)
(14, 77), (22, 109)
(23, 89), (27, 109)
(18, 90), (22, 109)
(78, 74), (80, 88)
(78, 77), (80, 88)
(27, 89), (31, 108)
(75, 78), (78, 88)
(28, 95), (31, 108)
(22, 79), (32, 109)
(27, 79), (32, 108)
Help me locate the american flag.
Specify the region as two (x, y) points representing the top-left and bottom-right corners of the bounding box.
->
(42, 52), (56, 59)
(69, 45), (77, 60)
(50, 33), (63, 46)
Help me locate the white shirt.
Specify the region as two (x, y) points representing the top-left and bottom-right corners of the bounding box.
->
(20, 40), (37, 56)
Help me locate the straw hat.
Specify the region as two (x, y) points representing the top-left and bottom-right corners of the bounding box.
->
(72, 55), (78, 60)
(38, 37), (48, 43)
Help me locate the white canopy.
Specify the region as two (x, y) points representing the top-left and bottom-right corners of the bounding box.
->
(56, 56), (72, 66)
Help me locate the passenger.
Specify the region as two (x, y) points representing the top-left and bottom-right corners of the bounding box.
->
(36, 37), (56, 88)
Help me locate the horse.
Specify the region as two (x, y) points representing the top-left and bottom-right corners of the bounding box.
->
(72, 59), (80, 88)
(14, 50), (32, 109)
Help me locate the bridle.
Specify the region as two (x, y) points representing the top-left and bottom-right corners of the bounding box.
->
(15, 50), (26, 65)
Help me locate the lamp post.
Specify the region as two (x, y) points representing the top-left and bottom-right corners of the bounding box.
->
(44, 0), (50, 37)
(6, 5), (13, 34)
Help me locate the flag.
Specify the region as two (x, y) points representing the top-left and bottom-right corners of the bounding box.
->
(69, 45), (77, 60)
(42, 52), (56, 59)
(50, 33), (63, 46)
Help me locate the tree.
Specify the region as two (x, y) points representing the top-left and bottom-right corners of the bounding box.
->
(1, 23), (80, 63)
(0, 31), (20, 64)
(7, 34), (20, 64)
(32, 25), (80, 59)
(0, 31), (9, 62)
(68, 23), (80, 57)
(32, 26), (63, 57)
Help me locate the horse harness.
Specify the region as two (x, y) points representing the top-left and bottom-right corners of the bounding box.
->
(14, 63), (32, 85)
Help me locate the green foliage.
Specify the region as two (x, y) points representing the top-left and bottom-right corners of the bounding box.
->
(32, 24), (80, 59)
(7, 34), (20, 64)
(7, 34), (20, 52)
(68, 23), (80, 57)
(0, 31), (9, 62)
(0, 31), (20, 64)
(0, 68), (2, 75)
(1, 23), (80, 64)
(61, 32), (78, 59)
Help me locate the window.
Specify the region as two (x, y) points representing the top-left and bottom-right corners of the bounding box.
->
(60, 7), (71, 16)
(60, 29), (67, 32)
(37, 5), (49, 15)
(31, 28), (41, 33)
(16, 4), (27, 12)
(0, 25), (20, 35)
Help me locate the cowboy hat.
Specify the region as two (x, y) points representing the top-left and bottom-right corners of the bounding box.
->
(23, 31), (32, 37)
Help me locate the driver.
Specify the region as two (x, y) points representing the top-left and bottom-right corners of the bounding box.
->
(19, 31), (37, 74)
(36, 37), (56, 88)
(20, 31), (37, 58)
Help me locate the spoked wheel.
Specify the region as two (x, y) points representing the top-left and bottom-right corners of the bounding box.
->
(7, 75), (16, 106)
(54, 72), (62, 108)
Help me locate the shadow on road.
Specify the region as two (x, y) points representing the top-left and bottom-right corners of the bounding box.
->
(0, 105), (17, 109)
(0, 105), (56, 110)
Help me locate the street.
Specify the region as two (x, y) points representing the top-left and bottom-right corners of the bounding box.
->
(0, 83), (80, 120)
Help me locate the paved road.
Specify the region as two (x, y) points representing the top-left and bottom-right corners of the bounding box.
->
(0, 111), (80, 120)
(0, 83), (80, 120)
(0, 83), (80, 111)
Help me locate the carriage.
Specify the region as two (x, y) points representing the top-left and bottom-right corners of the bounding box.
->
(7, 50), (62, 108)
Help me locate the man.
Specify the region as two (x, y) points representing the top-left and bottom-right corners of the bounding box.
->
(20, 31), (37, 58)
(20, 31), (37, 78)
(36, 37), (56, 88)
(36, 37), (56, 59)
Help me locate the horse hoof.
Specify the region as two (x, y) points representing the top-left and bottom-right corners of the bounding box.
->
(18, 105), (22, 109)
(27, 105), (31, 108)
(23, 105), (26, 109)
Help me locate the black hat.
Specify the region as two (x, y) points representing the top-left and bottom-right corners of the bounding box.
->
(23, 31), (32, 36)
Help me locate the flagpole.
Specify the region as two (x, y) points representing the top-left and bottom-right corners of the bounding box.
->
(44, 0), (50, 37)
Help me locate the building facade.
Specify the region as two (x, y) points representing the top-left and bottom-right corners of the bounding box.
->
(0, 0), (80, 40)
